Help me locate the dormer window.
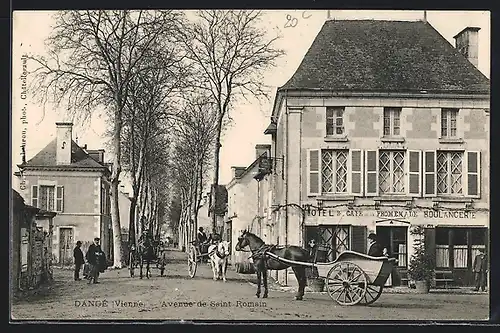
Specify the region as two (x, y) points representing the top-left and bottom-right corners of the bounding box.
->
(326, 107), (344, 136)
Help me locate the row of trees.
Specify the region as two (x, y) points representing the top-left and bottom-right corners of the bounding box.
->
(29, 10), (283, 267)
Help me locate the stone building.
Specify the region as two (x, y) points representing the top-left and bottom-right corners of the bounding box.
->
(15, 122), (113, 266)
(266, 20), (489, 287)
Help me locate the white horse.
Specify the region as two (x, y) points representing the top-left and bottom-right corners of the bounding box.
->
(208, 240), (231, 282)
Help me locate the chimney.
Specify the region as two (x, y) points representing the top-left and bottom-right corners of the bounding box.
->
(255, 144), (271, 160)
(56, 122), (73, 165)
(231, 166), (246, 179)
(87, 149), (105, 164)
(453, 27), (481, 68)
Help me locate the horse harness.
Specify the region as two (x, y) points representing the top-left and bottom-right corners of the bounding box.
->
(249, 244), (278, 261)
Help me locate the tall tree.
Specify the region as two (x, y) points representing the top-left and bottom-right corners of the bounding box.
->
(179, 10), (284, 232)
(28, 10), (185, 267)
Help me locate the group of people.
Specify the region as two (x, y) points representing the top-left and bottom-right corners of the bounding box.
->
(73, 237), (107, 284)
(197, 227), (221, 262)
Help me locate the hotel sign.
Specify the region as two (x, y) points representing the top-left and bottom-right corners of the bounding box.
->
(304, 208), (476, 219)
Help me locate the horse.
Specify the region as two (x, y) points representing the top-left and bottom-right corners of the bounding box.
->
(137, 233), (156, 279)
(208, 240), (231, 282)
(235, 230), (310, 300)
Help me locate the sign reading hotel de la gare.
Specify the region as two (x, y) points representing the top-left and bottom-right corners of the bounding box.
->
(303, 207), (477, 219)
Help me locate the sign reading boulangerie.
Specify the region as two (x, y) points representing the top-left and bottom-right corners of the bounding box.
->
(304, 208), (477, 219)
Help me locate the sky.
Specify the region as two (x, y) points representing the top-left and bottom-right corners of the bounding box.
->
(11, 10), (490, 190)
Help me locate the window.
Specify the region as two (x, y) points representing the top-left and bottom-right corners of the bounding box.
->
(326, 107), (344, 136)
(383, 107), (401, 136)
(39, 185), (55, 211)
(306, 226), (350, 262)
(32, 184), (64, 212)
(321, 150), (348, 193)
(308, 149), (363, 196)
(379, 150), (405, 194)
(441, 108), (458, 138)
(437, 151), (463, 195)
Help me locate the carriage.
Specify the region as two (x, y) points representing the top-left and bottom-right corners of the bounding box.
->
(128, 239), (167, 278)
(265, 249), (396, 306)
(187, 240), (216, 278)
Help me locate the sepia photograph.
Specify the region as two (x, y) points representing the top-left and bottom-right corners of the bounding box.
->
(10, 9), (490, 321)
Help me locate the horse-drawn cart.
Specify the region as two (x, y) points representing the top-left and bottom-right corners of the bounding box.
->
(187, 240), (211, 278)
(265, 250), (396, 306)
(129, 239), (167, 278)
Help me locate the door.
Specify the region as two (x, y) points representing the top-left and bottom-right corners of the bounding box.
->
(59, 228), (73, 266)
(376, 226), (408, 286)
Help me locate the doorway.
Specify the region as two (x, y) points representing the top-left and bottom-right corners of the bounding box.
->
(59, 227), (74, 266)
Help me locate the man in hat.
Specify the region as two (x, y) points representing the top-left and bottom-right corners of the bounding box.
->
(473, 248), (488, 292)
(73, 241), (84, 281)
(368, 233), (384, 257)
(85, 237), (103, 284)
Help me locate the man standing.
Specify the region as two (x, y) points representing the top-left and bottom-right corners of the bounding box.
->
(86, 238), (102, 284)
(368, 233), (384, 257)
(473, 248), (488, 292)
(73, 241), (84, 281)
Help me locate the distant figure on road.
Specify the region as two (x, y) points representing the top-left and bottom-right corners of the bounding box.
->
(473, 248), (488, 292)
(86, 237), (105, 284)
(367, 233), (384, 257)
(73, 241), (84, 281)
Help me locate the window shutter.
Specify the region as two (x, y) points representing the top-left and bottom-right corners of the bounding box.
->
(350, 150), (363, 195)
(466, 151), (480, 197)
(56, 186), (64, 212)
(423, 151), (436, 197)
(365, 150), (378, 196)
(31, 185), (38, 208)
(407, 150), (422, 196)
(307, 149), (321, 196)
(351, 226), (367, 253)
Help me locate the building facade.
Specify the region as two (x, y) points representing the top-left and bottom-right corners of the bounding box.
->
(15, 122), (113, 266)
(266, 20), (489, 287)
(225, 144), (272, 268)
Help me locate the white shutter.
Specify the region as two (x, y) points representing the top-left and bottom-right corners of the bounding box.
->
(307, 149), (321, 196)
(56, 186), (64, 212)
(365, 150), (379, 196)
(465, 151), (480, 198)
(423, 151), (436, 197)
(31, 185), (38, 208)
(349, 150), (363, 195)
(407, 150), (422, 196)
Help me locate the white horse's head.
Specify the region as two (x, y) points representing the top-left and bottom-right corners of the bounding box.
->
(218, 240), (231, 257)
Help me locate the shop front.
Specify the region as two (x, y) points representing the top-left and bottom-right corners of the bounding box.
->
(302, 205), (488, 287)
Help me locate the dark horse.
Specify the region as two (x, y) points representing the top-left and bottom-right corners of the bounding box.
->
(137, 233), (156, 279)
(235, 230), (310, 300)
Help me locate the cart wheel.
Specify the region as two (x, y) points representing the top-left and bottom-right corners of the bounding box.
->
(188, 245), (197, 278)
(129, 252), (135, 277)
(325, 261), (367, 306)
(358, 284), (383, 305)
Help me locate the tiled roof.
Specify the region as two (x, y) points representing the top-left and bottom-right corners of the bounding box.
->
(280, 20), (489, 94)
(20, 139), (108, 170)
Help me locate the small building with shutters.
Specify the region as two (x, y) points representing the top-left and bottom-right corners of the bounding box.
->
(14, 122), (113, 266)
(265, 20), (489, 287)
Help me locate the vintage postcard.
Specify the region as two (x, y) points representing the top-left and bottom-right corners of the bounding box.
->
(10, 9), (490, 321)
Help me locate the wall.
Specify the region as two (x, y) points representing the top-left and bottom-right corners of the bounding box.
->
(272, 94), (489, 286)
(21, 170), (107, 265)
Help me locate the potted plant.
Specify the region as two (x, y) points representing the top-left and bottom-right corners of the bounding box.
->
(408, 226), (434, 293)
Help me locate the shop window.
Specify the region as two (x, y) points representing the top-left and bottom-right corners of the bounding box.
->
(453, 229), (468, 268)
(471, 228), (486, 259)
(435, 228), (450, 268)
(305, 226), (350, 262)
